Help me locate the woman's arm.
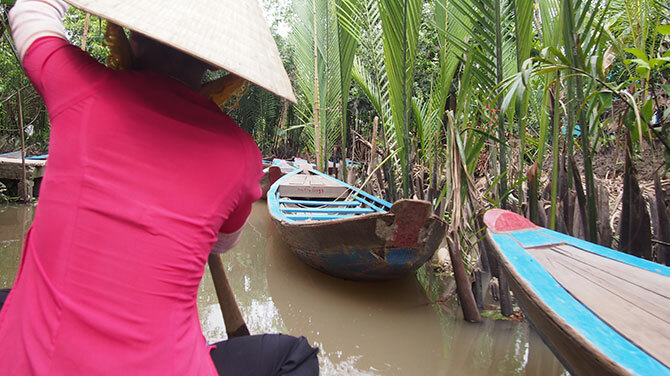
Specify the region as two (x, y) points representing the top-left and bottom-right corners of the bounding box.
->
(9, 0), (70, 62)
(9, 0), (109, 117)
(212, 140), (263, 255)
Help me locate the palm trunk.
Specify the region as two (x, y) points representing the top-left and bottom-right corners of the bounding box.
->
(575, 75), (598, 243)
(550, 72), (562, 230)
(401, 0), (411, 199)
(494, 0), (507, 208)
(312, 0), (322, 172)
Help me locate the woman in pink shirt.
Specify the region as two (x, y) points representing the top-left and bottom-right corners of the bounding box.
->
(0, 0), (318, 374)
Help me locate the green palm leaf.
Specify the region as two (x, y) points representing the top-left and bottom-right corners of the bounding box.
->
(378, 0), (422, 198)
(291, 0), (344, 171)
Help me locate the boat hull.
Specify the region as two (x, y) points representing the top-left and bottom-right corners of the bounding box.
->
(271, 200), (446, 281)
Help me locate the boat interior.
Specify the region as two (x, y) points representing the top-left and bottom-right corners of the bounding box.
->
(526, 243), (670, 368)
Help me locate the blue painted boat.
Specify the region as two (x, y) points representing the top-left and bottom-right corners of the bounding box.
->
(0, 151), (48, 160)
(485, 209), (670, 376)
(267, 168), (446, 281)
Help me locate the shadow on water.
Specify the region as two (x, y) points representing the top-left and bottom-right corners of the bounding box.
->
(0, 202), (568, 375)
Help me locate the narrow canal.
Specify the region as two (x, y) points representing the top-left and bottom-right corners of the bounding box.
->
(0, 203), (568, 375)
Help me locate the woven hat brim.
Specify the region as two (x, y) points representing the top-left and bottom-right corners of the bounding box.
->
(64, 0), (296, 103)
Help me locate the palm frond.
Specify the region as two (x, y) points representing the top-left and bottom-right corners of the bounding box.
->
(291, 0), (344, 171)
(336, 0), (362, 178)
(378, 0), (423, 197)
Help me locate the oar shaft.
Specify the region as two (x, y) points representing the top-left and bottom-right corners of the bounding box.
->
(207, 253), (250, 338)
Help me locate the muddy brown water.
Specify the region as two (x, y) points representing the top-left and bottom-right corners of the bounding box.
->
(0, 203), (567, 375)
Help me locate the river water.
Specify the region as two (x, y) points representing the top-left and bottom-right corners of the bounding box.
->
(0, 203), (567, 375)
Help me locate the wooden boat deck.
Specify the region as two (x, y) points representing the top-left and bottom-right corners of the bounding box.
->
(527, 243), (670, 368)
(485, 209), (670, 375)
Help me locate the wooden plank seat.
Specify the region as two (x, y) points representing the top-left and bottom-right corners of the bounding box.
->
(285, 214), (356, 221)
(280, 207), (375, 214)
(278, 199), (361, 206)
(278, 174), (349, 199)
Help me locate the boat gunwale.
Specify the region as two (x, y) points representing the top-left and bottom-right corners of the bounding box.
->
(273, 205), (444, 230)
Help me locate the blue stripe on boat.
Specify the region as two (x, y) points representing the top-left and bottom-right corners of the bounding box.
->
(285, 215), (356, 221)
(278, 199), (360, 206)
(292, 247), (420, 279)
(351, 195), (386, 213)
(509, 230), (563, 248)
(25, 154), (48, 160)
(280, 207), (375, 214)
(492, 232), (670, 375)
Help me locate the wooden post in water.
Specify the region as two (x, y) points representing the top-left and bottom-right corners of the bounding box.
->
(207, 253), (250, 338)
(446, 234), (481, 323)
(497, 270), (514, 317)
(17, 90), (28, 202)
(473, 217), (492, 311)
(477, 211), (513, 317)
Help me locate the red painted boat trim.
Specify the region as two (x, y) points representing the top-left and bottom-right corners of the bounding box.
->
(484, 209), (537, 233)
(268, 166), (281, 186)
(389, 200), (430, 248)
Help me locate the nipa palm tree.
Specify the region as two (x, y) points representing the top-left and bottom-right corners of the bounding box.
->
(291, 0), (359, 173)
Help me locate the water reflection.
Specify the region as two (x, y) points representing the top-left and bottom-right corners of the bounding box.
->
(266, 230), (445, 375)
(0, 203), (568, 375)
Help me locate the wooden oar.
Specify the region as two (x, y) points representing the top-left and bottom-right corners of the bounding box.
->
(207, 253), (250, 338)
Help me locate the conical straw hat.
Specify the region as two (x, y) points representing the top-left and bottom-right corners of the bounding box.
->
(64, 0), (296, 103)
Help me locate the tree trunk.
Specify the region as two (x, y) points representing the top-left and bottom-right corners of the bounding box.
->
(312, 0), (322, 172)
(366, 116), (379, 193)
(596, 181), (613, 248)
(618, 138), (652, 260)
(653, 174), (670, 265)
(569, 156), (589, 241)
(527, 161), (539, 225)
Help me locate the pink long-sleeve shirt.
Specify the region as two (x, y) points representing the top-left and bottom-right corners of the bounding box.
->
(0, 20), (262, 376)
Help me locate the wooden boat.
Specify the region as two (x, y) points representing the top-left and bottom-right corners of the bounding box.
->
(484, 209), (670, 376)
(267, 168), (446, 281)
